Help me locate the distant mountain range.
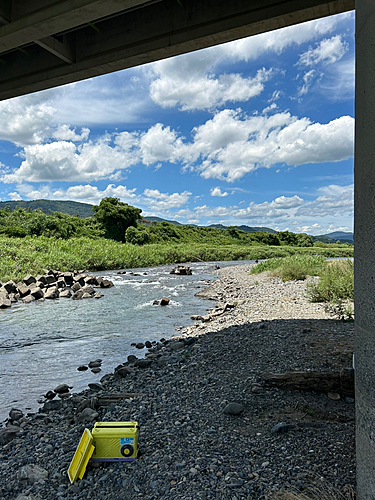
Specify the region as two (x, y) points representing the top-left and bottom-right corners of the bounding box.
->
(0, 199), (94, 218)
(0, 199), (353, 243)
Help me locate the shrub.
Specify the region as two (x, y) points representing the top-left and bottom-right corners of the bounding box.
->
(307, 259), (354, 302)
(251, 255), (326, 281)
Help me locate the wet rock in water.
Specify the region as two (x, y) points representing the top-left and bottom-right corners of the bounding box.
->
(91, 367), (101, 373)
(44, 390), (56, 399)
(94, 291), (104, 299)
(9, 408), (24, 421)
(59, 289), (72, 298)
(30, 287), (44, 300)
(98, 278), (114, 288)
(170, 266), (192, 275)
(0, 297), (11, 308)
(22, 295), (35, 304)
(81, 292), (93, 299)
(77, 365), (88, 371)
(145, 341), (152, 348)
(54, 384), (71, 394)
(44, 287), (59, 299)
(135, 342), (145, 349)
(18, 464), (48, 484)
(88, 360), (102, 368)
(223, 402), (244, 415)
(153, 300), (160, 305)
(71, 282), (81, 292)
(160, 297), (170, 306)
(72, 290), (83, 300)
(127, 355), (138, 364)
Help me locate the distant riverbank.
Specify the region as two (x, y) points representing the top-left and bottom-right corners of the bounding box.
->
(0, 234), (353, 283)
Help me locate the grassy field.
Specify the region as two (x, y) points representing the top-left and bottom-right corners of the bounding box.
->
(0, 235), (353, 283)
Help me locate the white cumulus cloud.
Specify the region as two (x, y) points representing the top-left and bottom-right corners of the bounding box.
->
(298, 35), (349, 67)
(210, 187), (228, 197)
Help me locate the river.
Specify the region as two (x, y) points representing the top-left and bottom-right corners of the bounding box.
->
(0, 260), (254, 422)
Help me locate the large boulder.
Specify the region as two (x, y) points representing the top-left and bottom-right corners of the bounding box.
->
(81, 284), (95, 295)
(3, 280), (17, 293)
(30, 287), (44, 300)
(44, 275), (56, 285)
(44, 287), (59, 299)
(0, 297), (11, 308)
(74, 274), (87, 286)
(59, 289), (72, 298)
(18, 285), (31, 298)
(0, 425), (22, 444)
(23, 275), (36, 286)
(18, 465), (48, 484)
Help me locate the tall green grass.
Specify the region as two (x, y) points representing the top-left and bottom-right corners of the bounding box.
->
(307, 260), (354, 302)
(250, 254), (327, 281)
(0, 235), (353, 283)
(251, 255), (354, 304)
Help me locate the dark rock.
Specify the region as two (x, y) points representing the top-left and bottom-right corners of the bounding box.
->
(9, 408), (24, 421)
(135, 359), (153, 368)
(160, 297), (170, 306)
(4, 280), (18, 293)
(153, 300), (160, 305)
(30, 287), (44, 300)
(88, 360), (102, 368)
(18, 464), (48, 484)
(43, 399), (62, 411)
(116, 366), (132, 377)
(44, 275), (57, 285)
(54, 384), (71, 394)
(99, 279), (114, 288)
(88, 383), (104, 391)
(77, 365), (88, 371)
(75, 408), (99, 422)
(170, 341), (185, 351)
(223, 403), (244, 415)
(183, 338), (195, 346)
(271, 422), (290, 434)
(71, 282), (81, 292)
(91, 367), (101, 373)
(0, 425), (22, 444)
(135, 342), (145, 349)
(23, 275), (36, 286)
(81, 284), (95, 295)
(127, 355), (138, 364)
(145, 341), (152, 348)
(44, 391), (56, 400)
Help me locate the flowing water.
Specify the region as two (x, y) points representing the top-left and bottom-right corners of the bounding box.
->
(0, 260), (253, 422)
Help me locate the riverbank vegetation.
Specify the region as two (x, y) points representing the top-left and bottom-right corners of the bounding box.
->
(251, 255), (354, 310)
(0, 197), (353, 282)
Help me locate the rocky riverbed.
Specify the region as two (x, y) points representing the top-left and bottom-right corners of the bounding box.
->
(0, 263), (355, 500)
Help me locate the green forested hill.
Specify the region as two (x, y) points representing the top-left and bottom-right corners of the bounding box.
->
(0, 199), (94, 218)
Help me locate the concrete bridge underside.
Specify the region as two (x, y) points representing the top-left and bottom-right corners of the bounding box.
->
(1, 1), (375, 499)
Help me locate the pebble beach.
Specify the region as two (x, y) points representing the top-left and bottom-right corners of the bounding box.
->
(0, 263), (355, 500)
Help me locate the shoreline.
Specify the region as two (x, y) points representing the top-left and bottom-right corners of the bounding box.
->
(0, 263), (355, 500)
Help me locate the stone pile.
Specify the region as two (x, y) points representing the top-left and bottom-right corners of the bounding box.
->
(0, 270), (114, 308)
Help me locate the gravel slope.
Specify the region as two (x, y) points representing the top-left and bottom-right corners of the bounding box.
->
(0, 264), (355, 500)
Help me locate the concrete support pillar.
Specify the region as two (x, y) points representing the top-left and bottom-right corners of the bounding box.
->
(355, 1), (375, 498)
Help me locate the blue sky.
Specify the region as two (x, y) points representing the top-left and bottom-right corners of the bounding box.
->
(0, 11), (354, 235)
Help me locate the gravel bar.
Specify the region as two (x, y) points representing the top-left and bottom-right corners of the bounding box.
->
(0, 263), (355, 500)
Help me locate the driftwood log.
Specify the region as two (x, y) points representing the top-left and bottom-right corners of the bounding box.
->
(261, 368), (354, 398)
